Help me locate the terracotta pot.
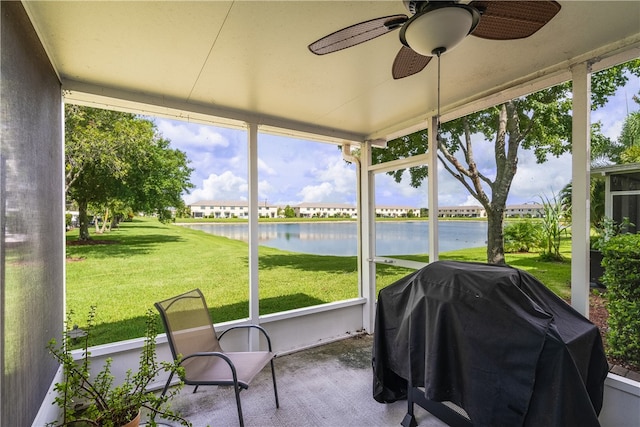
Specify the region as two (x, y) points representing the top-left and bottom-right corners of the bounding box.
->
(121, 411), (141, 427)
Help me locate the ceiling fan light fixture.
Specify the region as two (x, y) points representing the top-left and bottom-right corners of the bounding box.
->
(401, 5), (480, 57)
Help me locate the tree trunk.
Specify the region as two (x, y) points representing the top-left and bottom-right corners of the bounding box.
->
(98, 207), (109, 234)
(486, 207), (506, 265)
(77, 198), (91, 241)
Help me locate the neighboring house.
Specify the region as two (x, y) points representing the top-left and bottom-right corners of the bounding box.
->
(437, 204), (544, 218)
(375, 205), (417, 218)
(190, 201), (549, 220)
(592, 163), (640, 234)
(295, 202), (358, 218)
(504, 203), (544, 218)
(189, 200), (278, 218)
(437, 206), (486, 218)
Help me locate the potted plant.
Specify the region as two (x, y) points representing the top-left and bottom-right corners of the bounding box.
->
(47, 307), (190, 426)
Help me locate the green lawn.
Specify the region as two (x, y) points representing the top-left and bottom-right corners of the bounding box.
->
(66, 217), (571, 346)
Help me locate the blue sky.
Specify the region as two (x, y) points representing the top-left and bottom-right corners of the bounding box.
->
(154, 74), (639, 209)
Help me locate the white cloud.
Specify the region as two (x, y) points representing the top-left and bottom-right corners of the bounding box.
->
(258, 179), (275, 200)
(313, 157), (356, 196)
(185, 171), (247, 204)
(258, 158), (277, 176)
(510, 152), (572, 203)
(375, 171), (428, 207)
(298, 182), (335, 202)
(155, 118), (229, 151)
(460, 196), (480, 206)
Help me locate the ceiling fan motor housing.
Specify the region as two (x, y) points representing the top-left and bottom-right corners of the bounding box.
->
(400, 2), (481, 56)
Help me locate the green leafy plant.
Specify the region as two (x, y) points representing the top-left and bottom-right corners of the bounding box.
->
(601, 233), (640, 368)
(503, 220), (541, 253)
(591, 216), (633, 251)
(47, 307), (190, 426)
(537, 193), (569, 261)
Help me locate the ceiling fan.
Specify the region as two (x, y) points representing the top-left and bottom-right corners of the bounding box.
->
(308, 1), (561, 79)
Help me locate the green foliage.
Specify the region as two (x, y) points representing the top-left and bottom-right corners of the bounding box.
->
(65, 105), (194, 240)
(174, 205), (191, 218)
(601, 233), (640, 366)
(157, 208), (174, 224)
(559, 177), (606, 228)
(47, 307), (190, 426)
(283, 205), (296, 218)
(620, 145), (640, 163)
(503, 220), (541, 253)
(592, 216), (633, 251)
(370, 60), (639, 264)
(537, 193), (569, 261)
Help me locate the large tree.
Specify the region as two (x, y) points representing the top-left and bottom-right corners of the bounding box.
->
(65, 105), (194, 240)
(373, 60), (640, 264)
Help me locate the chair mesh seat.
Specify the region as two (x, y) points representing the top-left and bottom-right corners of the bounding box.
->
(184, 351), (275, 386)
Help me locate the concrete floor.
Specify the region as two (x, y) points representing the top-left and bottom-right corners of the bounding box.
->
(157, 334), (449, 427)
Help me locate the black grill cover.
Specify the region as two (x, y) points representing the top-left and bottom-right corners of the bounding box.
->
(373, 261), (608, 427)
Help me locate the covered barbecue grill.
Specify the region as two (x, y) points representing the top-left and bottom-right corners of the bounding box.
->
(373, 261), (608, 427)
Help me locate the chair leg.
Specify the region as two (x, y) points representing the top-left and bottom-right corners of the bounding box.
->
(270, 359), (279, 408)
(193, 385), (199, 394)
(233, 383), (244, 427)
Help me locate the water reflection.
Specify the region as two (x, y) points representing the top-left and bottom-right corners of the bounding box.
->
(182, 221), (488, 256)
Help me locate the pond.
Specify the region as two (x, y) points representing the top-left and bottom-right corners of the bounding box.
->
(181, 221), (488, 256)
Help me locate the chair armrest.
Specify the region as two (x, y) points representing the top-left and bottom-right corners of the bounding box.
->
(218, 324), (274, 352)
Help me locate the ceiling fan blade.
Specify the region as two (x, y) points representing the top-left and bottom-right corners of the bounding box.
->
(392, 46), (432, 80)
(309, 15), (408, 55)
(469, 1), (561, 40)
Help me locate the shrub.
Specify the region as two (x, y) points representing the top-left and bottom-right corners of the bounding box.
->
(504, 220), (541, 253)
(601, 233), (640, 366)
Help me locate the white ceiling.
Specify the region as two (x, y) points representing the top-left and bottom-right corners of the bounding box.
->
(23, 1), (640, 144)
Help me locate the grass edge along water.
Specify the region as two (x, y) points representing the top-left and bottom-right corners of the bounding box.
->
(65, 217), (571, 346)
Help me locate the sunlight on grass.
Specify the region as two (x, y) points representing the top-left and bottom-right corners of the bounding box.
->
(66, 217), (571, 346)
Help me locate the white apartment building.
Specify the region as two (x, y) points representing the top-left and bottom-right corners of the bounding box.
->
(295, 202), (357, 218)
(189, 201), (419, 219)
(190, 200), (543, 220)
(504, 203), (544, 218)
(189, 200), (278, 218)
(375, 205), (417, 218)
(437, 206), (486, 218)
(437, 203), (544, 218)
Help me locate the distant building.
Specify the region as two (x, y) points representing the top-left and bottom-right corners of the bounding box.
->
(504, 203), (544, 218)
(189, 200), (542, 220)
(437, 203), (544, 218)
(295, 202), (357, 218)
(189, 200), (277, 218)
(437, 206), (486, 218)
(375, 205), (417, 218)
